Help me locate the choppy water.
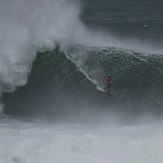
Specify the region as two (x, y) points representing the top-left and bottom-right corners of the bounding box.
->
(1, 117), (163, 163)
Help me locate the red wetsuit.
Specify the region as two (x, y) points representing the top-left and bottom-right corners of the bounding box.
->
(106, 77), (112, 84)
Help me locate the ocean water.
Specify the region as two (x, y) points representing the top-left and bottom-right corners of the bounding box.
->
(0, 0), (163, 162)
(1, 116), (163, 163)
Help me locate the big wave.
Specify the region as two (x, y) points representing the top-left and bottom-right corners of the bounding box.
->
(3, 45), (163, 119)
(0, 0), (163, 117)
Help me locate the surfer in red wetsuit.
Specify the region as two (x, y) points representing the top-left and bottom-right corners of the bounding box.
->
(104, 76), (112, 92)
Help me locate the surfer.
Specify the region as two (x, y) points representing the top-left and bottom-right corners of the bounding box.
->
(104, 76), (112, 92)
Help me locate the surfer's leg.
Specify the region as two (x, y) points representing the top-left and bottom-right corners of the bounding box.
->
(107, 84), (111, 92)
(104, 86), (109, 90)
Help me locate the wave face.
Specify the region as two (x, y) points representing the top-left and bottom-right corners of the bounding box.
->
(3, 45), (163, 119)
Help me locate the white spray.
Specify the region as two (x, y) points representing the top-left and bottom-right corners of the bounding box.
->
(0, 0), (81, 107)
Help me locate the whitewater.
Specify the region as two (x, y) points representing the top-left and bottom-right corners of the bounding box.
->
(1, 116), (163, 163)
(1, 0), (163, 162)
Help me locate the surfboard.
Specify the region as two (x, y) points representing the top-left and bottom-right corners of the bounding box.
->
(97, 87), (112, 95)
(105, 91), (112, 95)
(102, 89), (112, 95)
